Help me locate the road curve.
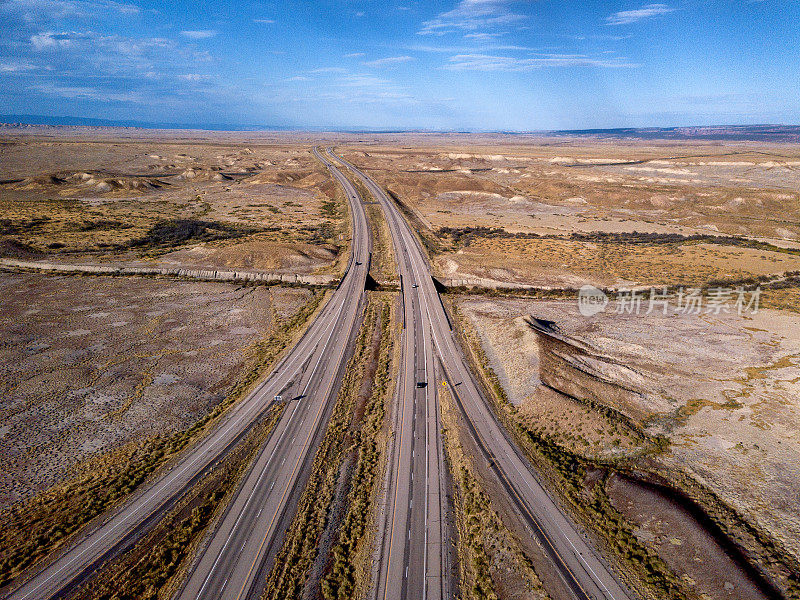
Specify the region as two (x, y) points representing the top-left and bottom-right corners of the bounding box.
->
(333, 150), (635, 600)
(5, 147), (370, 600)
(176, 147), (371, 600)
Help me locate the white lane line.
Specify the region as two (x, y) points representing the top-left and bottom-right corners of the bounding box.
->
(219, 577), (230, 597)
(194, 399), (303, 599)
(352, 157), (617, 600)
(15, 356), (305, 600)
(194, 152), (368, 600)
(392, 177), (434, 600)
(413, 222), (618, 598)
(224, 153), (370, 600)
(17, 148), (365, 600)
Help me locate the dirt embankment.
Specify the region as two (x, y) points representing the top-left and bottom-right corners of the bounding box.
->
(529, 319), (653, 424)
(526, 312), (799, 599)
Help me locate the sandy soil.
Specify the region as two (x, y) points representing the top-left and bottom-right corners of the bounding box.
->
(0, 137), (342, 274)
(341, 142), (800, 287)
(0, 272), (312, 509)
(437, 238), (800, 288)
(457, 295), (800, 562)
(607, 474), (769, 600)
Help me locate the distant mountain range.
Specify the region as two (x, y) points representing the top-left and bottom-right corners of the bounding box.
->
(547, 124), (800, 142)
(0, 114), (291, 131)
(1, 115), (799, 141)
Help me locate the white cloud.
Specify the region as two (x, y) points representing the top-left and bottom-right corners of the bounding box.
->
(606, 4), (675, 26)
(340, 73), (392, 88)
(419, 0), (527, 35)
(1, 0), (139, 22)
(345, 52), (365, 58)
(336, 73), (416, 104)
(0, 60), (37, 72)
(444, 53), (638, 70)
(180, 30), (217, 40)
(29, 30), (173, 58)
(280, 71), (418, 106)
(29, 30), (89, 50)
(178, 73), (210, 82)
(310, 66), (348, 73)
(407, 43), (537, 53)
(463, 31), (506, 40)
(362, 55), (414, 67)
(253, 18), (275, 24)
(286, 75), (311, 81)
(32, 82), (143, 102)
(104, 35), (171, 56)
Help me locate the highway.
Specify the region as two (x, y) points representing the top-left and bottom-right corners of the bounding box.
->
(6, 147), (370, 600)
(361, 167), (450, 600)
(176, 147), (370, 600)
(332, 150), (634, 600)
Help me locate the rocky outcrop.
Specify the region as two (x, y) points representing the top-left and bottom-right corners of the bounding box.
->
(527, 317), (652, 424)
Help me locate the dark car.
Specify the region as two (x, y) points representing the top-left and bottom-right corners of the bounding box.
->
(416, 381), (427, 388)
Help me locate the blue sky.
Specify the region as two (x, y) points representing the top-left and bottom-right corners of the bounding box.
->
(1, 0), (798, 130)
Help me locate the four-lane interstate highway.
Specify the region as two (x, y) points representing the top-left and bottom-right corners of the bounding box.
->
(5, 147), (633, 600)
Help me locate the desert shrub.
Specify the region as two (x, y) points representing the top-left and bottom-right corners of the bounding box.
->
(0, 290), (323, 588)
(127, 219), (258, 249)
(0, 217), (51, 234)
(319, 300), (393, 600)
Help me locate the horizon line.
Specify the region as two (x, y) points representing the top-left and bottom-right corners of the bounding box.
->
(1, 114), (798, 137)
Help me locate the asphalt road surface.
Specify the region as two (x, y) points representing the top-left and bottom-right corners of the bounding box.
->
(362, 165), (450, 600)
(176, 147), (371, 600)
(6, 147), (370, 600)
(332, 150), (634, 600)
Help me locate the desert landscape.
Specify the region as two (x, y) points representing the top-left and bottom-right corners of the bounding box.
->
(2, 1), (796, 598)
(1, 128), (799, 600)
(0, 132), (357, 507)
(328, 135), (800, 598)
(0, 273), (314, 508)
(0, 135), (346, 277)
(341, 142), (800, 289)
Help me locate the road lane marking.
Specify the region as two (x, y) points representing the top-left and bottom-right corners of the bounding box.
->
(228, 155), (368, 600)
(380, 289), (413, 600)
(194, 376), (305, 598)
(343, 154), (619, 600)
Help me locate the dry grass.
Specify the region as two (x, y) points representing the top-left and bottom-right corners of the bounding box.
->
(365, 203), (398, 284)
(453, 295), (800, 598)
(340, 143), (800, 289)
(0, 282), (324, 589)
(263, 292), (396, 600)
(436, 237), (800, 287)
(321, 294), (395, 600)
(0, 138), (344, 274)
(68, 405), (283, 600)
(341, 142), (800, 240)
(0, 273), (316, 508)
(440, 385), (550, 600)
